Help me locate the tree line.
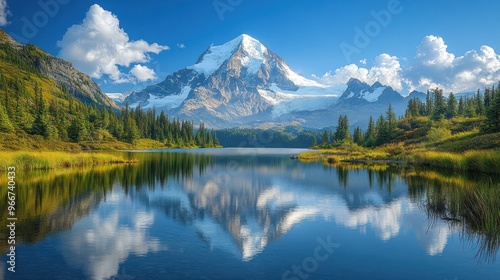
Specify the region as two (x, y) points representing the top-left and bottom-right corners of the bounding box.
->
(315, 84), (500, 148)
(0, 76), (219, 148)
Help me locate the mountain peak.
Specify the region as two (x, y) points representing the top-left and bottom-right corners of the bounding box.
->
(189, 34), (267, 77)
(238, 34), (258, 42)
(347, 78), (366, 86)
(371, 81), (384, 89)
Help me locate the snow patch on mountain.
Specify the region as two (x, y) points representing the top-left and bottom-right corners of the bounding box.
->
(188, 34), (269, 77)
(240, 34), (267, 74)
(258, 83), (345, 117)
(282, 64), (326, 87)
(105, 92), (126, 102)
(362, 86), (386, 102)
(187, 37), (242, 77)
(131, 86), (191, 110)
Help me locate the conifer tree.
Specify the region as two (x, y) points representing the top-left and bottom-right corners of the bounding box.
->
(124, 116), (140, 144)
(321, 130), (330, 147)
(375, 114), (389, 146)
(30, 84), (50, 138)
(458, 96), (465, 116)
(364, 116), (376, 147)
(425, 90), (434, 116)
(0, 101), (14, 132)
(475, 89), (485, 116)
(484, 89), (500, 133)
(353, 126), (364, 145)
(431, 88), (446, 120)
(386, 104), (397, 139)
(445, 92), (458, 119)
(334, 115), (351, 144)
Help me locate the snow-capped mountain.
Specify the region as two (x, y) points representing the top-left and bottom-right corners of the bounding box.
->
(124, 34), (419, 129)
(337, 78), (405, 105)
(124, 34), (344, 127)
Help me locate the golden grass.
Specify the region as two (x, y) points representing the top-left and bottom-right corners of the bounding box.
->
(0, 151), (137, 171)
(408, 150), (500, 174)
(298, 146), (392, 165)
(300, 139), (500, 174)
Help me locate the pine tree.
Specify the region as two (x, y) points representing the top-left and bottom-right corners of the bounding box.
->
(431, 88), (446, 120)
(465, 98), (477, 118)
(0, 101), (14, 132)
(458, 96), (465, 116)
(484, 90), (500, 133)
(364, 116), (376, 147)
(475, 89), (485, 116)
(321, 130), (330, 147)
(334, 115), (351, 144)
(312, 135), (318, 147)
(353, 126), (364, 145)
(445, 92), (458, 119)
(124, 116), (140, 144)
(386, 104), (397, 140)
(405, 98), (421, 118)
(425, 90), (434, 116)
(30, 84), (50, 138)
(484, 88), (492, 110)
(375, 114), (389, 146)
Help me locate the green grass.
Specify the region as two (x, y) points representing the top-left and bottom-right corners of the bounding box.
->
(0, 151), (137, 171)
(407, 150), (500, 174)
(298, 144), (392, 165)
(423, 179), (500, 262)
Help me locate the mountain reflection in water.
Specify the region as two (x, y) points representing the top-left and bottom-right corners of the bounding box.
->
(1, 149), (499, 279)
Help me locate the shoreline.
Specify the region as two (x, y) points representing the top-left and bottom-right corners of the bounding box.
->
(0, 151), (138, 171)
(298, 148), (500, 175)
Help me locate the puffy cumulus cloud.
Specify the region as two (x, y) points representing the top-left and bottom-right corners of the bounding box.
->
(0, 0), (10, 26)
(318, 35), (500, 94)
(415, 35), (455, 67)
(61, 201), (165, 280)
(130, 64), (157, 82)
(57, 4), (168, 84)
(319, 53), (403, 90)
(405, 36), (500, 93)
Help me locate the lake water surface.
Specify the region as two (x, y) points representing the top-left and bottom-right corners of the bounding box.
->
(1, 148), (499, 279)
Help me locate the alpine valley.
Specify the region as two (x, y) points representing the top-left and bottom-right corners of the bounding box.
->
(120, 34), (426, 129)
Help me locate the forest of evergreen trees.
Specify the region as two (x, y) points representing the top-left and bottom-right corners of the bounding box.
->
(315, 85), (500, 148)
(0, 76), (219, 148)
(1, 36), (499, 151)
(0, 40), (220, 148)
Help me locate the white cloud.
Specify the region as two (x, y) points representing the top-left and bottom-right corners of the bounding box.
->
(57, 4), (168, 84)
(405, 36), (500, 93)
(62, 190), (165, 280)
(177, 43), (186, 49)
(0, 0), (10, 26)
(415, 35), (455, 67)
(130, 64), (157, 82)
(319, 35), (500, 94)
(319, 53), (403, 90)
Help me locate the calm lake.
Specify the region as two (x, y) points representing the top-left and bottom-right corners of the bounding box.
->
(1, 148), (500, 279)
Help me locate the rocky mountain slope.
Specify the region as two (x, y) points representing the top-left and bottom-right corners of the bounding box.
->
(123, 35), (424, 129)
(0, 29), (117, 109)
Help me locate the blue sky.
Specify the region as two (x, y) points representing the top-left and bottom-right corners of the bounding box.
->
(2, 0), (500, 94)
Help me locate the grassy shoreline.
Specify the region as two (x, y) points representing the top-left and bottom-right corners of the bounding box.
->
(298, 145), (500, 175)
(0, 151), (138, 171)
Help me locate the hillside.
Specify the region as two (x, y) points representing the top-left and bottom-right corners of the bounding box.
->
(0, 30), (219, 151)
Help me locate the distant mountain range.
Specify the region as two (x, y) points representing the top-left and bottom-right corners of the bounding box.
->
(1, 29), (457, 131)
(119, 34), (427, 129)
